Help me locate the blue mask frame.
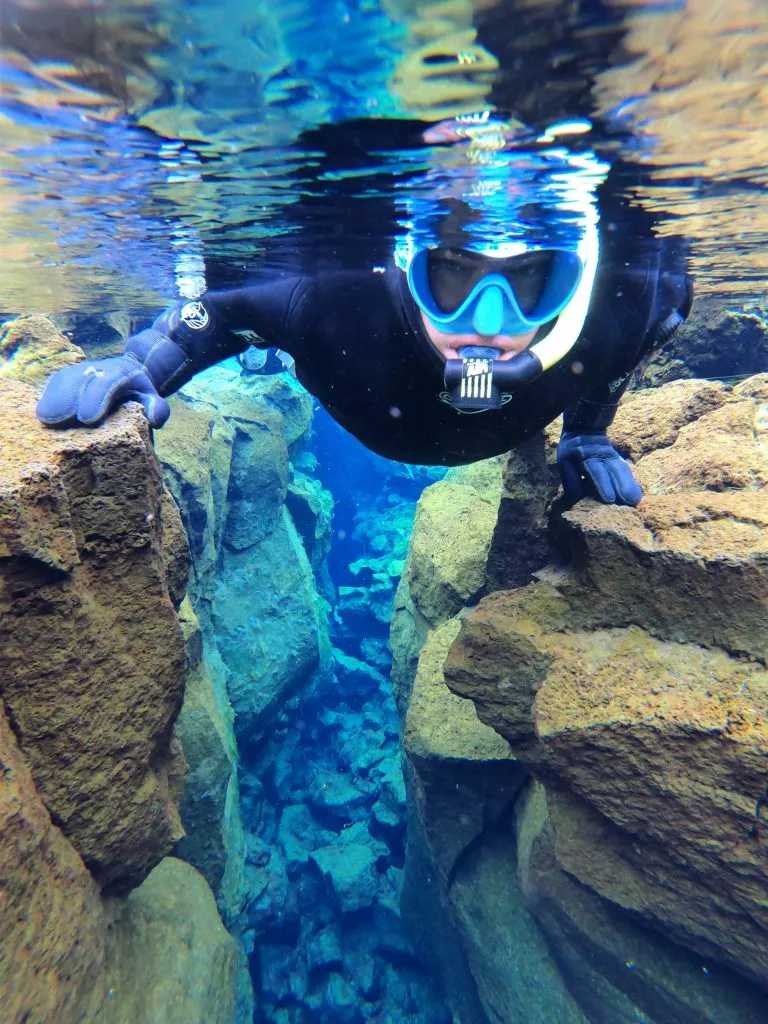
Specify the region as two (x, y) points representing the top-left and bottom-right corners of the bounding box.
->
(407, 248), (584, 336)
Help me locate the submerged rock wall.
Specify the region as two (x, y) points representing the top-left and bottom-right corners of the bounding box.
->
(394, 375), (768, 1023)
(154, 367), (328, 750)
(0, 373), (244, 1024)
(154, 364), (342, 1015)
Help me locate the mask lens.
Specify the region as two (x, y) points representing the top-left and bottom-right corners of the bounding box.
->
(500, 250), (553, 314)
(426, 248), (556, 317)
(426, 249), (487, 313)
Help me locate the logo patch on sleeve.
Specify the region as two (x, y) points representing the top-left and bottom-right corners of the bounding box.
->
(180, 301), (210, 330)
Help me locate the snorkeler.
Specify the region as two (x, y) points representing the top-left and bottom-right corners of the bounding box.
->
(36, 114), (691, 506)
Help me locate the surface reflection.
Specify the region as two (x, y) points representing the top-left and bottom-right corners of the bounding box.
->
(0, 0), (766, 313)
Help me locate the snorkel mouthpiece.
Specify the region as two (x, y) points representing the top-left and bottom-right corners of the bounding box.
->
(444, 347), (544, 412)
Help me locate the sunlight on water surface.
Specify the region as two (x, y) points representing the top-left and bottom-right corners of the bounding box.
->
(0, 0), (766, 313)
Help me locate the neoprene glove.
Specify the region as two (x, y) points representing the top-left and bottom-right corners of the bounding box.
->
(557, 431), (643, 506)
(36, 353), (171, 429)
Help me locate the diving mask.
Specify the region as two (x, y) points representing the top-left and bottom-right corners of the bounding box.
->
(409, 246), (584, 337)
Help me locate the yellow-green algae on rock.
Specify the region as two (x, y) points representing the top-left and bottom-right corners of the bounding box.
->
(0, 314), (84, 385)
(391, 458), (502, 716)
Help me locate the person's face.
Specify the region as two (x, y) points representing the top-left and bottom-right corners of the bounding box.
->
(419, 311), (537, 361)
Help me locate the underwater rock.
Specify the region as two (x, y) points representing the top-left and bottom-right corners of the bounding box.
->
(242, 846), (295, 942)
(0, 381), (249, 1021)
(443, 451), (505, 495)
(0, 379), (187, 889)
(50, 311), (132, 360)
(407, 479), (499, 627)
(310, 843), (379, 913)
(390, 463), (502, 715)
(304, 922), (343, 971)
(608, 377), (730, 461)
(159, 488), (191, 609)
(442, 374), (768, 1006)
(343, 948), (378, 998)
(182, 366), (313, 449)
(360, 636), (392, 673)
(396, 374), (768, 1022)
(390, 569), (431, 718)
(337, 582), (393, 635)
(153, 395), (235, 603)
(334, 489), (421, 663)
(404, 617), (516, 769)
(157, 367), (328, 746)
(308, 766), (373, 824)
(449, 812), (589, 1024)
(286, 469), (334, 570)
(174, 598), (246, 928)
(403, 615), (525, 879)
(447, 584), (768, 979)
(223, 416), (290, 552)
(332, 647), (389, 704)
(400, 617), (537, 1024)
(98, 857), (242, 1024)
(484, 431), (560, 591)
(0, 703), (106, 1024)
(642, 301), (768, 387)
(278, 803), (333, 872)
(1, 702), (245, 1024)
(215, 507), (322, 742)
(370, 795), (403, 841)
(0, 314), (85, 385)
(258, 943), (299, 1006)
(516, 780), (768, 1024)
(316, 971), (361, 1023)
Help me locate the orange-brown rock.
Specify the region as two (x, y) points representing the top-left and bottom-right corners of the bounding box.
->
(444, 374), (768, 998)
(517, 781), (768, 1024)
(0, 703), (105, 1024)
(0, 378), (187, 889)
(1, 705), (241, 1024)
(448, 584), (768, 977)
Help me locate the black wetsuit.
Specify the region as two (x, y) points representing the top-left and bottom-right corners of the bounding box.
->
(127, 228), (691, 466)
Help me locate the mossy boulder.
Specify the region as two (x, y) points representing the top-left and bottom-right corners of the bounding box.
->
(0, 314), (84, 385)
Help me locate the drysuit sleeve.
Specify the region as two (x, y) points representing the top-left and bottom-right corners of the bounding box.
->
(563, 262), (694, 434)
(125, 277), (312, 396)
(555, 253), (692, 506)
(36, 275), (314, 428)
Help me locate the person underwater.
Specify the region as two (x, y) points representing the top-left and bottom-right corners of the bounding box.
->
(36, 112), (692, 506)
